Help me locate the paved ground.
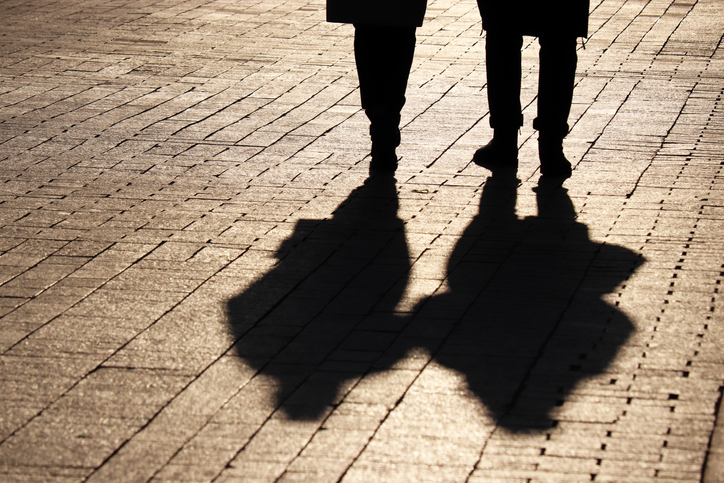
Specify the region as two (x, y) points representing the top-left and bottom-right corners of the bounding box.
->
(1, 0), (724, 481)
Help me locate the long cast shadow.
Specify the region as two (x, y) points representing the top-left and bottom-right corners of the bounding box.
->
(225, 173), (644, 430)
(417, 174), (644, 430)
(226, 175), (411, 420)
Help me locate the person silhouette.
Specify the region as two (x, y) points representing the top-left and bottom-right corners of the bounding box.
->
(327, 0), (427, 174)
(473, 1), (590, 178)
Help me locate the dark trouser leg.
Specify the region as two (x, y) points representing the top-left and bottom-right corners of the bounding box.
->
(472, 30), (523, 173)
(354, 24), (416, 170)
(534, 35), (578, 177)
(485, 30), (524, 133)
(534, 34), (577, 137)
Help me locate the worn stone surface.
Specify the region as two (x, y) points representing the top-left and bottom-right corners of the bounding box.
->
(1, 0), (724, 481)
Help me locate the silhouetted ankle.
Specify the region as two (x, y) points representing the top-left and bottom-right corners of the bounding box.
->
(539, 137), (572, 178)
(369, 146), (398, 175)
(365, 107), (401, 175)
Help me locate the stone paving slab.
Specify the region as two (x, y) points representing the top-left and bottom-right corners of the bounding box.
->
(1, 0), (724, 481)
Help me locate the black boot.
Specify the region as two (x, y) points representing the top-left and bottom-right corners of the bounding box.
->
(473, 130), (518, 174)
(369, 145), (398, 174)
(538, 135), (572, 178)
(367, 108), (400, 175)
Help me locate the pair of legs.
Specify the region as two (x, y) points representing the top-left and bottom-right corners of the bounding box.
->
(354, 24), (417, 174)
(477, 30), (578, 177)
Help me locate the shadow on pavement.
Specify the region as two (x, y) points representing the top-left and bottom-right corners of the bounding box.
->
(226, 171), (644, 431)
(418, 174), (644, 431)
(226, 175), (411, 420)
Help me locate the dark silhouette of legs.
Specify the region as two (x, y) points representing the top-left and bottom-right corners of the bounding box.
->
(473, 31), (523, 173)
(475, 31), (579, 179)
(485, 31), (524, 134)
(534, 34), (578, 178)
(354, 24), (416, 174)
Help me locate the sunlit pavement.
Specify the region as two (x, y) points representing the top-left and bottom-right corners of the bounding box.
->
(1, 0), (724, 481)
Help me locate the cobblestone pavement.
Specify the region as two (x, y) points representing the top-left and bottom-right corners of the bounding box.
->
(1, 0), (724, 481)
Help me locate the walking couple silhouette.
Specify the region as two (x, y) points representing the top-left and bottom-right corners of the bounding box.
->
(224, 0), (644, 433)
(327, 0), (589, 178)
